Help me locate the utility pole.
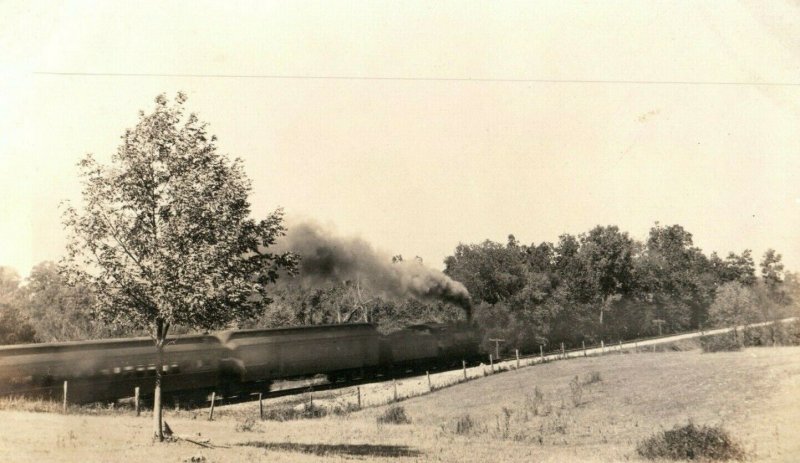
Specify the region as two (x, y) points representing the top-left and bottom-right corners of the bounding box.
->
(488, 338), (506, 360)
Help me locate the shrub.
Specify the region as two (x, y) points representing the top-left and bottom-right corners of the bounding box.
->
(637, 423), (746, 461)
(700, 333), (742, 353)
(569, 376), (584, 407)
(235, 417), (260, 432)
(494, 407), (513, 439)
(743, 321), (800, 347)
(377, 405), (411, 425)
(584, 371), (602, 385)
(453, 414), (480, 435)
(524, 387), (550, 417)
(262, 403), (328, 421)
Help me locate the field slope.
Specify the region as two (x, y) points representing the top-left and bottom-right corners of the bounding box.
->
(1, 346), (798, 462)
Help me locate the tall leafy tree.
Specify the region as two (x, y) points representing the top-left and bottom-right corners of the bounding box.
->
(61, 93), (296, 441)
(578, 225), (638, 327)
(760, 249), (786, 301)
(711, 250), (757, 286)
(639, 224), (716, 332)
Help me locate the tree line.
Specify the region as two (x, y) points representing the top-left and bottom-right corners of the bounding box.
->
(3, 224), (798, 354)
(444, 225), (799, 354)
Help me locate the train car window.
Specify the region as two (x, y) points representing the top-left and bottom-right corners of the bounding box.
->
(100, 368), (111, 375)
(113, 367), (122, 375)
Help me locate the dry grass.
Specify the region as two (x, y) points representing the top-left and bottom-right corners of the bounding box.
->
(0, 346), (798, 462)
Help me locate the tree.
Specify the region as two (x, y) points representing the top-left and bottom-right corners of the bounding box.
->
(638, 224), (717, 332)
(61, 93), (296, 441)
(760, 249), (787, 303)
(577, 226), (638, 328)
(0, 267), (36, 345)
(708, 282), (760, 335)
(712, 250), (757, 286)
(20, 261), (124, 341)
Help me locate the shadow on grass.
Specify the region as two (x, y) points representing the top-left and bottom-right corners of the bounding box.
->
(238, 441), (423, 458)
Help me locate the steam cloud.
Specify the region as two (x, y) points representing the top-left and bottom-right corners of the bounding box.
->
(276, 221), (471, 317)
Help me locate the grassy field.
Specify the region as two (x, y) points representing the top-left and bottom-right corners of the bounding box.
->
(0, 346), (798, 462)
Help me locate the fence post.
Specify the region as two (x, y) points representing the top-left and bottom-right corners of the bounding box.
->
(462, 360), (467, 380)
(259, 393), (263, 420)
(582, 341), (586, 357)
(619, 340), (622, 353)
(426, 371), (432, 392)
(209, 392), (216, 421)
(393, 379), (398, 402)
(515, 349), (520, 370)
(357, 387), (362, 409)
(561, 342), (565, 359)
(489, 354), (494, 373)
(62, 381), (68, 414)
(601, 340), (605, 355)
(540, 345), (544, 363)
(134, 386), (140, 416)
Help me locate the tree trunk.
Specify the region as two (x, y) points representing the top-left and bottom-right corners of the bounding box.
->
(152, 320), (169, 442)
(153, 341), (164, 441)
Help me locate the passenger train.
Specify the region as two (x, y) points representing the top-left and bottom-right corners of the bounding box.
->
(0, 322), (480, 404)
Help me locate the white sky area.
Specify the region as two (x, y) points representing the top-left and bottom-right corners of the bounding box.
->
(1, 1), (799, 277)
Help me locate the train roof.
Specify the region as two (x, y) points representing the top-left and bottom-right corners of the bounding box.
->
(216, 322), (377, 343)
(0, 333), (221, 356)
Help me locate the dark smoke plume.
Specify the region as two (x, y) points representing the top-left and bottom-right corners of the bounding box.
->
(275, 221), (471, 317)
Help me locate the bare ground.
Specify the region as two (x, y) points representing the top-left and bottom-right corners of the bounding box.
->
(1, 346), (798, 462)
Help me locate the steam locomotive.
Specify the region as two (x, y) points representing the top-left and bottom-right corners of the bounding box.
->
(0, 323), (479, 404)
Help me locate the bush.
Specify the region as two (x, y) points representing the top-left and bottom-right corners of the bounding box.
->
(453, 414), (480, 435)
(584, 371), (602, 385)
(377, 405), (411, 425)
(523, 386), (550, 417)
(743, 321), (800, 347)
(235, 417), (260, 432)
(637, 423), (745, 461)
(700, 333), (742, 353)
(262, 403), (328, 421)
(569, 376), (583, 407)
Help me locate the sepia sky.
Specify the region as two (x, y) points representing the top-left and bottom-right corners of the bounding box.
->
(1, 0), (799, 277)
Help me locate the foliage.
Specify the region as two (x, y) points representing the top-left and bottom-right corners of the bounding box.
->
(0, 303), (36, 345)
(700, 332), (743, 353)
(20, 261), (127, 341)
(584, 371), (602, 385)
(708, 282), (760, 330)
(60, 92), (296, 440)
(452, 414), (480, 435)
(0, 267), (36, 345)
(234, 417), (261, 432)
(568, 375), (583, 407)
(377, 405), (411, 424)
(636, 422), (745, 461)
(61, 93), (296, 336)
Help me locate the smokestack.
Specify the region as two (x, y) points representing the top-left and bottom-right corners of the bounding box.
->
(275, 221), (471, 317)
